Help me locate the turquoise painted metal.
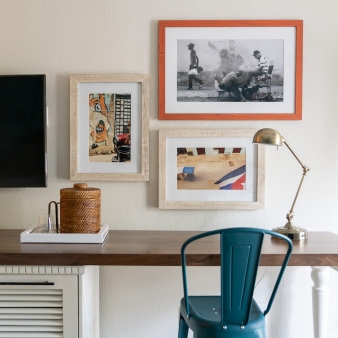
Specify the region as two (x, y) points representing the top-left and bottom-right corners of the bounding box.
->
(178, 227), (293, 338)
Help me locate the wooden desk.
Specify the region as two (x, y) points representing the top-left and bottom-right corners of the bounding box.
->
(0, 229), (337, 266)
(0, 229), (336, 338)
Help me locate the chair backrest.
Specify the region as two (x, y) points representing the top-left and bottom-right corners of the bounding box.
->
(267, 65), (274, 75)
(180, 228), (292, 328)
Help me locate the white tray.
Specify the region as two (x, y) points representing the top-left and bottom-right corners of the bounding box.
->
(20, 224), (109, 244)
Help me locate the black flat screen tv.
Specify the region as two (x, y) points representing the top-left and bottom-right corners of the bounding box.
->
(0, 75), (47, 187)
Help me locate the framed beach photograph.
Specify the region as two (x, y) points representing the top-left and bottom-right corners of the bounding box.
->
(70, 74), (149, 181)
(158, 20), (303, 120)
(159, 130), (265, 209)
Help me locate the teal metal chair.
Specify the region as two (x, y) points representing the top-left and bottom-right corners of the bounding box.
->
(178, 228), (292, 338)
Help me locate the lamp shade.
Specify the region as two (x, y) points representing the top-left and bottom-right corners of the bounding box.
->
(252, 128), (284, 146)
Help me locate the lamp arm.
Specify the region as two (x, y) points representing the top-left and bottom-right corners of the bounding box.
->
(283, 139), (308, 171)
(288, 172), (306, 217)
(283, 139), (310, 218)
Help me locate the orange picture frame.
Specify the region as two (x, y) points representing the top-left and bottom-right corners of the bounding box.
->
(158, 20), (303, 120)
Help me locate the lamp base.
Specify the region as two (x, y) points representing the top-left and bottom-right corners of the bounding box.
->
(272, 221), (308, 241)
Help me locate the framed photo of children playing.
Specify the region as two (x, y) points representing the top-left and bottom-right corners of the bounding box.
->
(70, 74), (149, 181)
(158, 20), (303, 120)
(158, 129), (265, 209)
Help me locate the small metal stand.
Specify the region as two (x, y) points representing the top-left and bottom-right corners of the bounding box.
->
(48, 201), (60, 233)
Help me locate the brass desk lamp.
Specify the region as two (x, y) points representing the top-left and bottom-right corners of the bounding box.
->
(253, 128), (309, 240)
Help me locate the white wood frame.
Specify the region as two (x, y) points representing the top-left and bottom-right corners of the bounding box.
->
(159, 129), (265, 209)
(70, 74), (149, 181)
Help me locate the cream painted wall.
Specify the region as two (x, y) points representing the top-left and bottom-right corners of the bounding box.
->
(0, 0), (338, 337)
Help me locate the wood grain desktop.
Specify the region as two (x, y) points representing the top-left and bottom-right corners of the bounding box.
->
(0, 230), (336, 267)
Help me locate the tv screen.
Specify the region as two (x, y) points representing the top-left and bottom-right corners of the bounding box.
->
(0, 75), (47, 187)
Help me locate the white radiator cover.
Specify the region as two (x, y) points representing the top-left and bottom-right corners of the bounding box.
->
(0, 266), (99, 338)
(0, 290), (63, 335)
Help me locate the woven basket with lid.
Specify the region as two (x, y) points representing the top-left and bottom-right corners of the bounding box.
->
(60, 183), (101, 233)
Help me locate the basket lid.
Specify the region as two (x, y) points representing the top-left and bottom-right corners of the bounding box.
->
(60, 183), (101, 199)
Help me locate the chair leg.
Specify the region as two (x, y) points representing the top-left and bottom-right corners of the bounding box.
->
(265, 79), (274, 101)
(178, 314), (189, 338)
(217, 90), (232, 102)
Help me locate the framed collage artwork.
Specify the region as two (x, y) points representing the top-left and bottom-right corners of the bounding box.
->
(70, 74), (149, 181)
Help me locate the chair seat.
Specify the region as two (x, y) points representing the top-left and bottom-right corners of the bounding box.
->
(180, 296), (265, 337)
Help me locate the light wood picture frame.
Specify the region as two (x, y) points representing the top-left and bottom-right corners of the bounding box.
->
(70, 74), (149, 181)
(159, 129), (265, 209)
(158, 20), (303, 120)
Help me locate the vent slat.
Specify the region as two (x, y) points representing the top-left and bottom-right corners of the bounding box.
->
(0, 290), (62, 295)
(0, 325), (62, 331)
(0, 308), (62, 314)
(0, 319), (63, 326)
(0, 314), (62, 320)
(0, 332), (63, 337)
(0, 301), (62, 307)
(0, 295), (62, 301)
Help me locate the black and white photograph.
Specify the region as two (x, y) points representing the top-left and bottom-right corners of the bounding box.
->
(159, 21), (302, 120)
(177, 39), (283, 103)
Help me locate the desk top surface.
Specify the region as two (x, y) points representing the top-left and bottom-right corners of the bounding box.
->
(0, 229), (337, 266)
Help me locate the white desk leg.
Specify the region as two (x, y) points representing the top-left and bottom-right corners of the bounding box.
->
(311, 266), (330, 338)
